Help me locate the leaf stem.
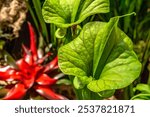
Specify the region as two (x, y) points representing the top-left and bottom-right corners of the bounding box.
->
(50, 24), (57, 48)
(129, 84), (134, 98)
(118, 12), (136, 19)
(68, 76), (82, 100)
(64, 27), (72, 44)
(123, 87), (129, 100)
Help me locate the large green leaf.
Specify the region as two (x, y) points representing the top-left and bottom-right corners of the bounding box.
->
(42, 0), (109, 27)
(58, 17), (141, 93)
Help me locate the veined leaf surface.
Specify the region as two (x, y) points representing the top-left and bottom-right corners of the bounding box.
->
(58, 17), (141, 93)
(42, 0), (109, 27)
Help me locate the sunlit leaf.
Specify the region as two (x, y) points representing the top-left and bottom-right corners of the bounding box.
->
(58, 17), (141, 97)
(42, 0), (109, 28)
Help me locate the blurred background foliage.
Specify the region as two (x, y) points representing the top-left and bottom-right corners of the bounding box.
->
(0, 0), (150, 99)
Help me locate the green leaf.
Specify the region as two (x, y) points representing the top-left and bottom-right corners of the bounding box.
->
(131, 83), (150, 100)
(134, 84), (150, 94)
(81, 88), (102, 100)
(131, 94), (150, 100)
(73, 76), (93, 89)
(55, 28), (67, 39)
(42, 0), (109, 28)
(32, 0), (49, 43)
(93, 17), (119, 79)
(58, 17), (141, 94)
(98, 90), (115, 98)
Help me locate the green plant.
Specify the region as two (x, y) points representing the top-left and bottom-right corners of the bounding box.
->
(131, 83), (150, 100)
(98, 1), (150, 99)
(42, 0), (142, 100)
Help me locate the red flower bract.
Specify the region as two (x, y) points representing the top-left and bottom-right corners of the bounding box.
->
(0, 22), (65, 100)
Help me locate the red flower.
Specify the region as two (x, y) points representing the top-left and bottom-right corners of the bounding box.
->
(0, 22), (66, 100)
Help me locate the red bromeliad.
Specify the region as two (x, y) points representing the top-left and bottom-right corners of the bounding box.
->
(0, 22), (66, 100)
